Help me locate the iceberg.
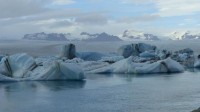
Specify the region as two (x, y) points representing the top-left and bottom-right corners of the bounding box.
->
(139, 51), (155, 58)
(59, 44), (76, 59)
(77, 52), (107, 61)
(88, 56), (184, 74)
(118, 43), (156, 58)
(194, 60), (200, 68)
(99, 56), (124, 63)
(0, 53), (85, 81)
(30, 62), (85, 81)
(134, 58), (185, 74)
(77, 52), (120, 61)
(80, 61), (109, 72)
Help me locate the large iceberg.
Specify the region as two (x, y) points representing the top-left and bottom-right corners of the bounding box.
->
(88, 56), (184, 74)
(0, 53), (85, 81)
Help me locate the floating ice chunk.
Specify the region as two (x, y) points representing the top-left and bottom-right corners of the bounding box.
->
(80, 61), (109, 72)
(88, 57), (144, 74)
(35, 56), (59, 65)
(99, 56), (124, 63)
(64, 58), (84, 63)
(194, 60), (200, 68)
(59, 44), (76, 59)
(156, 49), (171, 60)
(77, 52), (107, 61)
(118, 43), (156, 58)
(77, 52), (119, 61)
(31, 62), (85, 80)
(139, 51), (155, 58)
(138, 43), (156, 53)
(1, 53), (36, 78)
(0, 55), (5, 61)
(89, 57), (184, 74)
(60, 62), (85, 80)
(0, 73), (19, 81)
(192, 107), (200, 112)
(0, 53), (85, 81)
(178, 53), (188, 61)
(135, 58), (185, 74)
(175, 48), (194, 55)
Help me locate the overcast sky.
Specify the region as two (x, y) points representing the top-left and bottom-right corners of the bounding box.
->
(1, 0), (200, 38)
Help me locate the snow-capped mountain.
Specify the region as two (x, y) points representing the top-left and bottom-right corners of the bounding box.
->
(80, 32), (122, 41)
(170, 31), (200, 40)
(23, 32), (68, 41)
(120, 30), (160, 41)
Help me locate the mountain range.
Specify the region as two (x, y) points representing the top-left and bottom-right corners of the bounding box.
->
(23, 30), (200, 41)
(22, 30), (161, 41)
(23, 32), (123, 41)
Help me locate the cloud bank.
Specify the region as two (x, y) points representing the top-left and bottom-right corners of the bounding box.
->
(0, 0), (200, 38)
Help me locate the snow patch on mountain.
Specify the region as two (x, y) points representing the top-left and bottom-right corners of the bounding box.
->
(120, 30), (160, 41)
(23, 32), (68, 41)
(80, 32), (122, 41)
(170, 31), (200, 40)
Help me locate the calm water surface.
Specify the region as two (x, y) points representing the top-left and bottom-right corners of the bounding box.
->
(1, 70), (200, 112)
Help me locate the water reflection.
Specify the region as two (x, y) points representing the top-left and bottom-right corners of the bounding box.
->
(113, 72), (183, 82)
(0, 72), (200, 112)
(0, 81), (86, 93)
(0, 72), (187, 93)
(187, 68), (200, 72)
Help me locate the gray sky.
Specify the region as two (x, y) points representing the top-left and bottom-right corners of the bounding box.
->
(1, 0), (200, 38)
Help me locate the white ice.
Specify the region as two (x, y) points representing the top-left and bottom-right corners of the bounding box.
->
(88, 56), (184, 74)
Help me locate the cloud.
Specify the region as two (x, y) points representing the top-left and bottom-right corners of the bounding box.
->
(1, 0), (200, 39)
(120, 0), (153, 4)
(48, 20), (75, 28)
(0, 0), (77, 19)
(120, 0), (200, 17)
(118, 14), (160, 23)
(0, 0), (50, 18)
(34, 19), (75, 28)
(75, 13), (108, 25)
(155, 0), (200, 17)
(52, 0), (76, 5)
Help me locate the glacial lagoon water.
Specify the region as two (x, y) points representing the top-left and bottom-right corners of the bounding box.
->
(1, 70), (200, 112)
(1, 40), (200, 112)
